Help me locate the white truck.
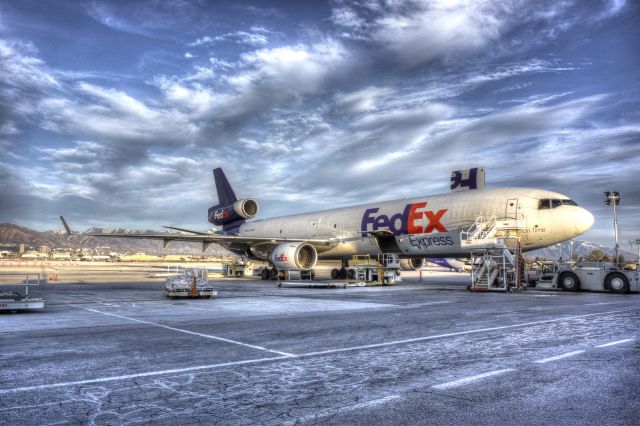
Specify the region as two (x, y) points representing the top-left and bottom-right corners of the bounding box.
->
(527, 261), (639, 293)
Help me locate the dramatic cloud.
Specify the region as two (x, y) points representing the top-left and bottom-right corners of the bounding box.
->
(189, 27), (272, 47)
(0, 0), (638, 246)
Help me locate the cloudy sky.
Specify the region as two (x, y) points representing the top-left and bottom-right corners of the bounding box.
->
(0, 0), (638, 246)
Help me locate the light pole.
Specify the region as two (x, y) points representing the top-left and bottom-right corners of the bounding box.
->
(604, 191), (620, 265)
(569, 240), (574, 261)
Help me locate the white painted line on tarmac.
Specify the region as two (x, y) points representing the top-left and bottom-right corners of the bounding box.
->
(596, 338), (635, 348)
(0, 355), (289, 395)
(406, 301), (453, 307)
(76, 306), (295, 357)
(584, 302), (625, 306)
(1, 307), (636, 394)
(286, 395), (401, 425)
(534, 350), (585, 364)
(300, 308), (636, 357)
(432, 369), (514, 390)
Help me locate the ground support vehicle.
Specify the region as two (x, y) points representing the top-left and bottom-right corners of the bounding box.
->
(335, 254), (402, 285)
(528, 261), (639, 293)
(0, 272), (45, 312)
(222, 260), (253, 277)
(259, 267), (316, 281)
(164, 269), (218, 298)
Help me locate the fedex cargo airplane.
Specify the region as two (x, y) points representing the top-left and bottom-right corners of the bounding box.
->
(76, 167), (594, 275)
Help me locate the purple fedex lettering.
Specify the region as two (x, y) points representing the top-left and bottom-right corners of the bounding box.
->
(361, 208), (379, 237)
(361, 203), (447, 237)
(361, 205), (411, 237)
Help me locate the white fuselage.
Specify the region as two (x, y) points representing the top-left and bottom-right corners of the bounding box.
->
(236, 187), (594, 260)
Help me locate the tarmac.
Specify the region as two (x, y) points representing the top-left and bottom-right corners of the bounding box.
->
(1, 269), (639, 425)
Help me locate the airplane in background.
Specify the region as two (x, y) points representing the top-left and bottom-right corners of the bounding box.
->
(64, 167), (594, 278)
(425, 258), (472, 272)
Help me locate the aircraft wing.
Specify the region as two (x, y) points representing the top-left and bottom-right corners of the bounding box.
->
(59, 216), (337, 251)
(86, 231), (336, 246)
(162, 226), (210, 235)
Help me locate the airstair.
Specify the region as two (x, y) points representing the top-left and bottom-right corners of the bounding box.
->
(461, 215), (525, 292)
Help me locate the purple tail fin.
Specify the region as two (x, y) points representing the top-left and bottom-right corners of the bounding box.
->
(213, 167), (238, 206)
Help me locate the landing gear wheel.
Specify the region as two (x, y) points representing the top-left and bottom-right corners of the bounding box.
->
(347, 268), (356, 280)
(261, 268), (269, 280)
(338, 267), (347, 279)
(331, 268), (339, 279)
(269, 268), (278, 280)
(559, 271), (580, 291)
(310, 269), (316, 280)
(606, 272), (630, 294)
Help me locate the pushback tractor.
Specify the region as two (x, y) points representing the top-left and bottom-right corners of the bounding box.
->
(526, 261), (639, 293)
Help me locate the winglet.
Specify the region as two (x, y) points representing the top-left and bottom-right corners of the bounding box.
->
(59, 216), (73, 236)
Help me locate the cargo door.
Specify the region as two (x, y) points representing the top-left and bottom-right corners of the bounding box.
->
(505, 198), (518, 220)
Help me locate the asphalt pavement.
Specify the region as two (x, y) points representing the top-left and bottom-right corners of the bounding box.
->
(0, 271), (638, 425)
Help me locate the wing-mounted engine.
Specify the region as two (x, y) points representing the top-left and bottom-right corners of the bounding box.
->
(270, 242), (318, 271)
(399, 258), (424, 271)
(208, 198), (259, 226)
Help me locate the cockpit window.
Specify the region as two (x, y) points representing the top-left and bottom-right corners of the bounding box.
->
(538, 198), (578, 209)
(538, 199), (551, 209)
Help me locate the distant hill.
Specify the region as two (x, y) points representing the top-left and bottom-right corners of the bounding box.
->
(0, 223), (229, 255)
(528, 239), (637, 261)
(0, 223), (76, 249)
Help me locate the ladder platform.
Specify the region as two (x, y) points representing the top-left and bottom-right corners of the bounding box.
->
(462, 214), (525, 293)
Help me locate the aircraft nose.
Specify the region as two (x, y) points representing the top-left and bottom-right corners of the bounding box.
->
(574, 207), (594, 235)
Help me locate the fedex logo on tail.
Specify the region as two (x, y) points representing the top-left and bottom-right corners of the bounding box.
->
(361, 202), (447, 237)
(214, 209), (230, 220)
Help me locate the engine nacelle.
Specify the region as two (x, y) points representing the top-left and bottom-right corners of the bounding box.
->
(270, 242), (318, 271)
(208, 198), (259, 226)
(399, 258), (424, 271)
(232, 199), (259, 218)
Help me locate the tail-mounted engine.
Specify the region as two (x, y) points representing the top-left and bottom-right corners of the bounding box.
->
(208, 198), (259, 226)
(399, 258), (424, 271)
(270, 242), (318, 271)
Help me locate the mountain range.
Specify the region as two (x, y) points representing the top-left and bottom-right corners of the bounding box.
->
(1, 223), (637, 261)
(0, 223), (228, 255)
